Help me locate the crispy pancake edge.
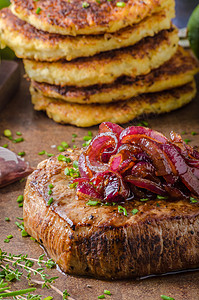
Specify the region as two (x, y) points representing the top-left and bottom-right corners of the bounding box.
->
(0, 7), (174, 61)
(24, 28), (179, 87)
(10, 0), (175, 36)
(31, 47), (199, 104)
(30, 81), (196, 127)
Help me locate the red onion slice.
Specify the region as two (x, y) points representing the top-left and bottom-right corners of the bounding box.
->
(120, 126), (168, 144)
(125, 175), (167, 196)
(99, 122), (123, 136)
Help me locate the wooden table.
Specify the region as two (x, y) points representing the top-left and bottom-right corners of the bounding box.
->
(1, 1), (199, 297)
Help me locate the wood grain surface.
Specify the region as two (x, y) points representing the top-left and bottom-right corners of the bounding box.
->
(0, 61), (199, 300)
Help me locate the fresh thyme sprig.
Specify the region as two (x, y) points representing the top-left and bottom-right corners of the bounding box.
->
(0, 249), (74, 299)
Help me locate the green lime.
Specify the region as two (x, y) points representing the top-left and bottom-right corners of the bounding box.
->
(0, 0), (10, 9)
(0, 47), (15, 60)
(187, 4), (199, 59)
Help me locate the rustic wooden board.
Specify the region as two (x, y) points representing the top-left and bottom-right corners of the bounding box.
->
(0, 60), (20, 111)
(0, 62), (199, 300)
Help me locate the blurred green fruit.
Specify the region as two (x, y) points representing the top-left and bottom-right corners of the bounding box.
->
(0, 0), (10, 9)
(188, 4), (199, 59)
(0, 47), (15, 60)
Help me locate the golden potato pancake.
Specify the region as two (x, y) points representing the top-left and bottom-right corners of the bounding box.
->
(24, 28), (179, 87)
(10, 0), (174, 36)
(30, 47), (199, 104)
(0, 8), (174, 61)
(30, 80), (196, 127)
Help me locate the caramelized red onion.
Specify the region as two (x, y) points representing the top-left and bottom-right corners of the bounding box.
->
(76, 122), (199, 203)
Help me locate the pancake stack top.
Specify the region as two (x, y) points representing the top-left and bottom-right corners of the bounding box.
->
(0, 0), (198, 127)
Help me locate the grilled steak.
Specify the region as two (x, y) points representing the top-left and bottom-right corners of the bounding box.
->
(24, 149), (199, 279)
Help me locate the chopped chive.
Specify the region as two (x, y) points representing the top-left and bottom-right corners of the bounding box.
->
(184, 139), (191, 144)
(16, 131), (22, 136)
(43, 297), (54, 300)
(46, 153), (54, 157)
(5, 217), (10, 221)
(2, 144), (8, 148)
(47, 197), (54, 206)
(82, 1), (90, 8)
(16, 217), (23, 220)
(98, 295), (105, 299)
(96, 0), (101, 3)
(57, 145), (65, 152)
(61, 141), (69, 148)
(104, 290), (111, 295)
(131, 208), (139, 215)
(73, 160), (78, 169)
(15, 221), (24, 230)
(4, 239), (10, 243)
(190, 197), (198, 204)
(38, 150), (45, 155)
(48, 189), (52, 195)
(72, 138), (75, 142)
(118, 205), (127, 216)
(36, 7), (41, 14)
(18, 203), (23, 207)
(18, 151), (25, 157)
(73, 145), (77, 149)
(21, 229), (29, 237)
(13, 137), (24, 143)
(140, 198), (149, 202)
(7, 235), (13, 239)
(156, 195), (168, 200)
(72, 134), (77, 138)
(17, 195), (24, 203)
(62, 142), (69, 148)
(30, 237), (36, 241)
(4, 129), (12, 137)
(116, 1), (125, 7)
(58, 154), (71, 162)
(156, 203), (160, 207)
(181, 131), (186, 135)
(86, 200), (99, 206)
(48, 184), (54, 189)
(83, 136), (92, 141)
(69, 182), (78, 189)
(64, 167), (70, 176)
(161, 296), (175, 300)
(8, 136), (13, 140)
(191, 131), (197, 136)
(88, 131), (92, 136)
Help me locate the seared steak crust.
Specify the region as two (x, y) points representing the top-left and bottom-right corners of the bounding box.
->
(24, 150), (199, 279)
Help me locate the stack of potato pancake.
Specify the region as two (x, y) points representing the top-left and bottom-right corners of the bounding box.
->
(0, 0), (198, 127)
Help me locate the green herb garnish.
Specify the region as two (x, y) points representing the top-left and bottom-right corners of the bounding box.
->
(82, 1), (90, 8)
(131, 208), (139, 215)
(156, 195), (168, 200)
(116, 1), (125, 7)
(86, 200), (99, 206)
(47, 197), (54, 206)
(17, 195), (24, 203)
(190, 197), (198, 203)
(161, 295), (175, 300)
(118, 205), (127, 216)
(3, 129), (12, 137)
(104, 290), (111, 295)
(18, 151), (25, 156)
(36, 7), (41, 14)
